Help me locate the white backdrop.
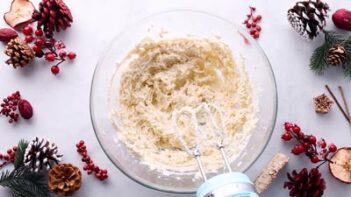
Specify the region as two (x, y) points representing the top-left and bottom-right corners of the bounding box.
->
(0, 0), (350, 196)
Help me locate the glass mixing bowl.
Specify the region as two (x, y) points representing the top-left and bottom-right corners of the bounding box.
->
(90, 10), (277, 194)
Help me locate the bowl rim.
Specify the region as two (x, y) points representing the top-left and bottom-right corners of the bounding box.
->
(90, 8), (278, 194)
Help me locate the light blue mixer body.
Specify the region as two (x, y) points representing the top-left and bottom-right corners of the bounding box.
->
(196, 172), (259, 197)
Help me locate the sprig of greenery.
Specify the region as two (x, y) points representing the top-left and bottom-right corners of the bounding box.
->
(13, 140), (28, 169)
(0, 167), (50, 197)
(310, 43), (329, 74)
(310, 31), (351, 78)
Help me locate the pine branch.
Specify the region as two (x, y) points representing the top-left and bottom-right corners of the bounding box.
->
(0, 167), (51, 197)
(310, 43), (328, 74)
(13, 140), (28, 169)
(324, 31), (343, 44)
(342, 38), (351, 78)
(310, 31), (345, 74)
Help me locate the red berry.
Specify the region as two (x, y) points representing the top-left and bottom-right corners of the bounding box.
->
(256, 25), (261, 31)
(32, 45), (42, 53)
(253, 15), (262, 22)
(249, 29), (256, 35)
(51, 65), (60, 75)
(252, 23), (257, 28)
(308, 135), (317, 144)
(3, 155), (9, 161)
(318, 139), (327, 148)
(329, 144), (337, 152)
(296, 132), (304, 139)
(246, 23), (252, 28)
(35, 38), (45, 46)
(25, 35), (33, 43)
(253, 31), (260, 39)
(22, 26), (33, 35)
(67, 52), (76, 60)
(88, 163), (95, 169)
(303, 142), (311, 148)
(292, 126), (301, 134)
(284, 122), (293, 131)
(281, 132), (292, 141)
(311, 155), (320, 163)
(45, 53), (56, 61)
(59, 51), (67, 58)
(0, 154), (3, 159)
(292, 145), (304, 155)
(35, 29), (43, 37)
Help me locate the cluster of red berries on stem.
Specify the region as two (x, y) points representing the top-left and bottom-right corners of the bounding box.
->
(76, 140), (108, 181)
(282, 122), (337, 167)
(243, 6), (262, 39)
(22, 25), (76, 75)
(0, 91), (21, 123)
(0, 146), (17, 168)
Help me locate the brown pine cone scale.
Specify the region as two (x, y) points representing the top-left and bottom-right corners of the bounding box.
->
(4, 37), (34, 68)
(48, 163), (82, 196)
(326, 44), (347, 66)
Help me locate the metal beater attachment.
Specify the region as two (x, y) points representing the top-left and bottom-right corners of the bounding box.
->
(172, 103), (232, 181)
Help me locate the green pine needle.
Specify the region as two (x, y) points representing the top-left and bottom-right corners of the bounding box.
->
(0, 167), (50, 197)
(340, 37), (351, 78)
(310, 31), (351, 78)
(310, 43), (329, 74)
(13, 140), (28, 169)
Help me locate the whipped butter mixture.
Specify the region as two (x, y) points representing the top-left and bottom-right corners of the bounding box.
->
(111, 37), (257, 174)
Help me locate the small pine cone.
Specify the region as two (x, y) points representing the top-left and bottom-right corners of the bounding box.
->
(314, 93), (333, 114)
(4, 37), (34, 68)
(24, 137), (63, 172)
(287, 0), (329, 40)
(48, 163), (82, 196)
(284, 168), (326, 197)
(32, 0), (73, 37)
(326, 44), (347, 66)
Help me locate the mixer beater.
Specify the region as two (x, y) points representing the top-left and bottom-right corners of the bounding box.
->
(172, 103), (259, 197)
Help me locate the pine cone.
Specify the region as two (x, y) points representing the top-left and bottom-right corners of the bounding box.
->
(284, 168), (326, 197)
(48, 163), (82, 196)
(326, 44), (346, 66)
(24, 137), (63, 172)
(314, 93), (333, 114)
(287, 0), (329, 40)
(4, 37), (34, 68)
(32, 0), (73, 37)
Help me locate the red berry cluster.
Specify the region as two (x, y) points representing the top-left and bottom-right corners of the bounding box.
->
(22, 25), (76, 75)
(0, 146), (17, 168)
(243, 6), (262, 39)
(0, 91), (21, 123)
(76, 140), (108, 181)
(282, 122), (337, 166)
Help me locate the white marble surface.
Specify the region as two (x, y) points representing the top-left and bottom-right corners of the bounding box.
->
(0, 0), (351, 196)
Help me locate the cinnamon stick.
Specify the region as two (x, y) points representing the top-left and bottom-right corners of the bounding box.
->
(325, 85), (350, 122)
(338, 86), (351, 124)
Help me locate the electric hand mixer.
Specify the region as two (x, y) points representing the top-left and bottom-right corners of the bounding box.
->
(172, 103), (259, 197)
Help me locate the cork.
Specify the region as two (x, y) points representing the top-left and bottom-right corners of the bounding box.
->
(254, 153), (289, 194)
